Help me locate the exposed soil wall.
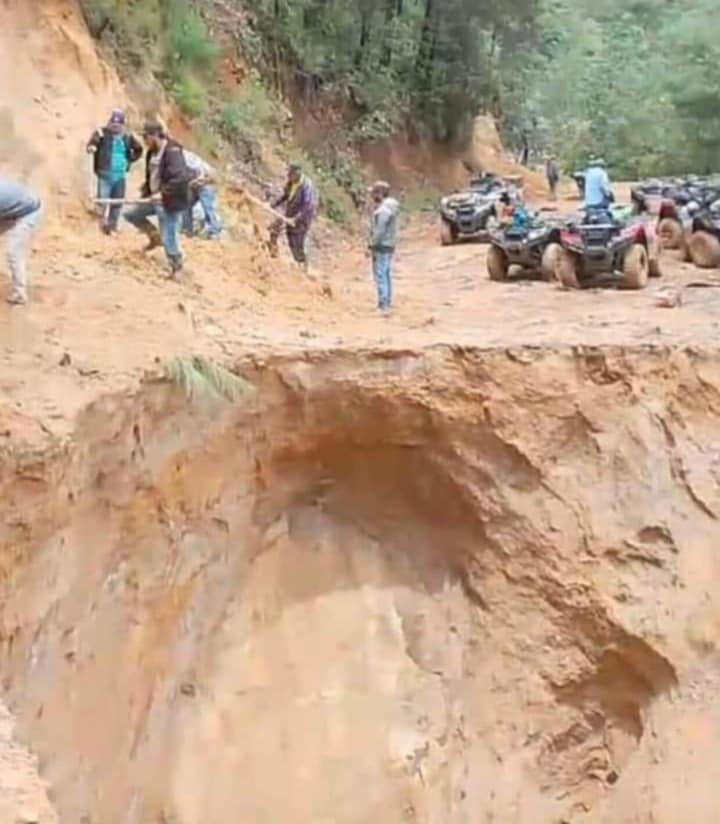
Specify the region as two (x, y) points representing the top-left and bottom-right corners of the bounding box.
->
(2, 344), (720, 823)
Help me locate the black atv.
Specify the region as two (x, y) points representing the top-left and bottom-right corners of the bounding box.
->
(555, 208), (662, 290)
(685, 203), (720, 268)
(632, 176), (720, 249)
(439, 176), (508, 245)
(486, 216), (564, 282)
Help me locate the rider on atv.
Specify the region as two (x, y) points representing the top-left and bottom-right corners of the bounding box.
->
(584, 158), (614, 223)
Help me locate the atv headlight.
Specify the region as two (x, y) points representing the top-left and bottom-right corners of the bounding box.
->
(528, 229), (544, 240)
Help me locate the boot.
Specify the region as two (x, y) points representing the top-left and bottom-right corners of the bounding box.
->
(143, 227), (162, 252)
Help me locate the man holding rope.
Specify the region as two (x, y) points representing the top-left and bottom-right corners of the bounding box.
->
(124, 121), (193, 277)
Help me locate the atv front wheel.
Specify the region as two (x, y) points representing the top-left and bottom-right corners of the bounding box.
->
(440, 219), (456, 246)
(540, 242), (562, 282)
(556, 249), (581, 289)
(688, 230), (720, 269)
(657, 217), (683, 250)
(487, 245), (510, 281)
(621, 243), (649, 289)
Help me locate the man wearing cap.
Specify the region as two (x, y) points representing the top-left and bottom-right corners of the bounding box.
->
(86, 110), (143, 235)
(368, 181), (400, 313)
(584, 157), (613, 219)
(0, 176), (42, 305)
(269, 163), (318, 270)
(124, 121), (193, 277)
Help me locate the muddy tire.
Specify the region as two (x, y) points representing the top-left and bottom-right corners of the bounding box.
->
(487, 245), (509, 281)
(540, 242), (561, 282)
(688, 230), (720, 269)
(440, 219), (455, 246)
(621, 243), (649, 290)
(657, 217), (683, 250)
(556, 249), (581, 289)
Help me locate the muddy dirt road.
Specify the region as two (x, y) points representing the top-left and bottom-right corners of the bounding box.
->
(1, 206), (718, 444)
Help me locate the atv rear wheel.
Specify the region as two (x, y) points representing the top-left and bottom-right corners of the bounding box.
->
(487, 245), (510, 281)
(440, 219), (456, 246)
(540, 242), (562, 282)
(688, 230), (720, 269)
(556, 249), (581, 289)
(621, 243), (649, 289)
(657, 217), (683, 250)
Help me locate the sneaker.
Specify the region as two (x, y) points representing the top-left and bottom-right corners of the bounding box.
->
(7, 291), (27, 306)
(168, 256), (184, 279)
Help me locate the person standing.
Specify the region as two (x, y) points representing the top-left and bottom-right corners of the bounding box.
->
(546, 156), (560, 200)
(368, 181), (399, 313)
(584, 157), (613, 220)
(0, 177), (42, 305)
(124, 121), (192, 277)
(86, 109), (143, 234)
(182, 149), (222, 238)
(269, 163), (318, 271)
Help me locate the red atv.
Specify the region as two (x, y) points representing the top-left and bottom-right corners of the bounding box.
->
(555, 211), (662, 290)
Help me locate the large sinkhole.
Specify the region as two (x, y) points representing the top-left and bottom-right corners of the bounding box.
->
(3, 346), (720, 823)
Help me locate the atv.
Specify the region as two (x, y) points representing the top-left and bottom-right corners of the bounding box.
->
(555, 207), (662, 290)
(438, 176), (510, 245)
(632, 176), (720, 249)
(685, 203), (720, 268)
(486, 215), (564, 282)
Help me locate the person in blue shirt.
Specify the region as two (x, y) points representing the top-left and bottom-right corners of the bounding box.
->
(86, 110), (143, 235)
(583, 158), (613, 220)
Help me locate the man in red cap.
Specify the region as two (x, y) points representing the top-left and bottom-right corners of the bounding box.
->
(86, 109), (143, 234)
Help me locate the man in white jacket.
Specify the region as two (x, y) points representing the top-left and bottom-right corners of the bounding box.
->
(182, 149), (223, 238)
(0, 177), (42, 305)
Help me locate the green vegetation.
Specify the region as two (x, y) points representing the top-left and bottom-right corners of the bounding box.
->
(80, 0), (720, 199)
(164, 355), (255, 402)
(500, 0), (720, 177)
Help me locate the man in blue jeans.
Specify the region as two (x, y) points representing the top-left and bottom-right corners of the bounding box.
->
(182, 149), (222, 238)
(368, 181), (399, 312)
(86, 110), (143, 234)
(124, 121), (193, 277)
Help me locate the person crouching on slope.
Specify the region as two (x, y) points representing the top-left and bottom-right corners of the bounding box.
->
(368, 181), (399, 313)
(86, 109), (143, 235)
(182, 149), (223, 238)
(124, 121), (193, 278)
(0, 176), (42, 305)
(269, 163), (318, 271)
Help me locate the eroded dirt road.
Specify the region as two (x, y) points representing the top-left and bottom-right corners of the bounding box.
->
(1, 203), (719, 445)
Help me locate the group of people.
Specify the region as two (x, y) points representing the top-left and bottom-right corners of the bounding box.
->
(87, 110), (222, 276)
(0, 105), (401, 310)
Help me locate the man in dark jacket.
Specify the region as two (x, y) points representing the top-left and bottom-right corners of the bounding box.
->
(124, 121), (193, 277)
(0, 177), (42, 305)
(269, 163), (318, 271)
(86, 109), (143, 234)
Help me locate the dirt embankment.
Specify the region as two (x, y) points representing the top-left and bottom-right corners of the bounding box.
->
(1, 345), (720, 823)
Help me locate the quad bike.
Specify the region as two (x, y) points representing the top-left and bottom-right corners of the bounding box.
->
(555, 208), (662, 290)
(486, 216), (564, 282)
(632, 176), (720, 249)
(438, 176), (512, 245)
(684, 205), (720, 269)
